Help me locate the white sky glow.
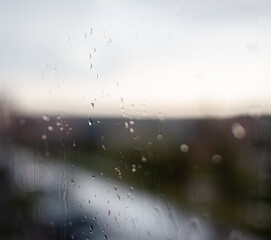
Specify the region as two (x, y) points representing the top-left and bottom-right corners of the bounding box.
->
(1, 0), (271, 118)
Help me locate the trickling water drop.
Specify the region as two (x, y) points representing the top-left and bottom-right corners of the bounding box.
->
(88, 118), (93, 126)
(89, 225), (93, 233)
(71, 233), (75, 240)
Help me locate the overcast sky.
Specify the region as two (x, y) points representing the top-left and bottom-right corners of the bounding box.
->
(1, 0), (271, 118)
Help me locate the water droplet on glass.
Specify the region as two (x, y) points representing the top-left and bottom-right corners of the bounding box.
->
(212, 154), (223, 164)
(157, 134), (163, 141)
(89, 63), (93, 69)
(92, 174), (95, 179)
(108, 210), (111, 216)
(73, 140), (76, 147)
(130, 128), (134, 133)
(130, 120), (135, 125)
(180, 144), (189, 153)
(125, 121), (129, 129)
(42, 114), (50, 121)
(41, 134), (47, 140)
(107, 38), (112, 45)
(91, 102), (95, 109)
(231, 122), (246, 139)
(142, 156), (147, 163)
(71, 233), (75, 240)
(19, 118), (26, 125)
(48, 126), (53, 131)
(89, 53), (92, 59)
(104, 234), (107, 240)
(88, 118), (93, 126)
(132, 164), (136, 173)
(89, 225), (93, 233)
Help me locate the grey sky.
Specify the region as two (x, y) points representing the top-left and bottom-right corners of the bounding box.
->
(1, 0), (271, 117)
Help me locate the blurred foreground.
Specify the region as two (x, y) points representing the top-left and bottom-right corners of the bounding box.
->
(0, 108), (271, 240)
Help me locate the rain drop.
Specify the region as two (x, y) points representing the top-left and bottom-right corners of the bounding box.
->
(231, 122), (246, 139)
(88, 118), (93, 126)
(71, 233), (75, 240)
(132, 164), (136, 173)
(89, 225), (93, 233)
(48, 126), (53, 131)
(42, 114), (50, 121)
(180, 144), (189, 153)
(157, 134), (163, 141)
(142, 156), (147, 163)
(41, 134), (47, 140)
(211, 154), (223, 164)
